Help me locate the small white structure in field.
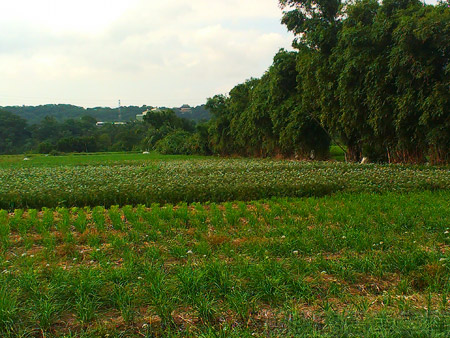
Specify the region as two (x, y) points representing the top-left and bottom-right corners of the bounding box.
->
(361, 157), (369, 164)
(143, 151), (150, 154)
(23, 157), (30, 161)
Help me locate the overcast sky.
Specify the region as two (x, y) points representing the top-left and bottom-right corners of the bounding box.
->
(0, 0), (295, 108)
(1, 0), (440, 109)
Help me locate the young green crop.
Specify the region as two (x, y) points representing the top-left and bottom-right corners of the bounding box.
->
(0, 191), (449, 336)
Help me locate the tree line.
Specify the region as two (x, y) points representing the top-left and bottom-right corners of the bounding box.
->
(0, 109), (207, 155)
(206, 0), (450, 163)
(1, 104), (210, 124)
(1, 0), (449, 163)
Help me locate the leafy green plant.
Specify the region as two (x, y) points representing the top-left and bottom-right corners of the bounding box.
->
(92, 206), (105, 231)
(0, 285), (18, 332)
(33, 295), (59, 330)
(111, 285), (136, 325)
(73, 208), (87, 233)
(109, 205), (124, 231)
(0, 210), (9, 250)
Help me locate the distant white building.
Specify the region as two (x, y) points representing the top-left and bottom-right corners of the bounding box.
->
(136, 107), (161, 121)
(135, 112), (146, 121)
(96, 121), (127, 126)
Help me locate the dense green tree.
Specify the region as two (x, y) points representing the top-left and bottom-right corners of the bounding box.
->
(279, 0), (344, 158)
(277, 0), (449, 163)
(206, 95), (235, 155)
(229, 78), (270, 156)
(330, 0), (385, 161)
(204, 49), (330, 158)
(388, 1), (450, 163)
(154, 130), (194, 155)
(31, 116), (61, 143)
(192, 122), (212, 155)
(279, 0), (342, 53)
(0, 110), (31, 154)
(37, 141), (55, 154)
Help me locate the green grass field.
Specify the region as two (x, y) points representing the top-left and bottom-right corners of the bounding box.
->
(0, 147), (347, 168)
(0, 153), (449, 337)
(0, 152), (208, 168)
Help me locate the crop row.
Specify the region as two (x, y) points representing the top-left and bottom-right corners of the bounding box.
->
(0, 191), (449, 336)
(1, 159), (450, 209)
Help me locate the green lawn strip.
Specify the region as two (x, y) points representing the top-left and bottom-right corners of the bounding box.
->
(0, 152), (209, 169)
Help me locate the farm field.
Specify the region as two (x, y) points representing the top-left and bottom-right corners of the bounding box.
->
(0, 191), (449, 337)
(1, 155), (450, 209)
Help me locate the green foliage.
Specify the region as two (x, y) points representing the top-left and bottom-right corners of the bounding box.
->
(155, 130), (205, 155)
(143, 109), (194, 131)
(0, 110), (30, 155)
(279, 0), (342, 53)
(275, 0), (450, 163)
(1, 104), (210, 125)
(206, 94), (236, 155)
(0, 284), (18, 332)
(0, 106), (207, 156)
(206, 50), (330, 158)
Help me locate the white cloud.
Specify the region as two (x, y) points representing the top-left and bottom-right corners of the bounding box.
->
(0, 0), (140, 32)
(0, 0), (291, 107)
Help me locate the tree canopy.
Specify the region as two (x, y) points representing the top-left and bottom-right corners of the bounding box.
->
(202, 0), (449, 163)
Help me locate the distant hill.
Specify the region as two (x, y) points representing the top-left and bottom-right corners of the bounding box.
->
(1, 104), (210, 124)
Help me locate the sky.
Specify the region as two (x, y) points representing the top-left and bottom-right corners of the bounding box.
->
(0, 0), (295, 108)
